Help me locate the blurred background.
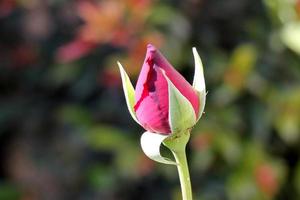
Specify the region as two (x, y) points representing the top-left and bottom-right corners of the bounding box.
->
(0, 0), (300, 199)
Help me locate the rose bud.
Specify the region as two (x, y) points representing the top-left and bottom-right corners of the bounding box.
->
(118, 44), (206, 164)
(119, 44), (205, 135)
(134, 44), (199, 134)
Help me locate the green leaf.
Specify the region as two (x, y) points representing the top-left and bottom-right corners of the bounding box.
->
(192, 47), (206, 120)
(117, 62), (140, 125)
(0, 184), (20, 200)
(281, 22), (300, 55)
(140, 131), (176, 165)
(161, 70), (196, 134)
(85, 125), (132, 151)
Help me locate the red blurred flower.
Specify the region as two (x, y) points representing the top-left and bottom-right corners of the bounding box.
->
(77, 0), (127, 45)
(296, 0), (300, 18)
(55, 0), (159, 64)
(0, 0), (16, 18)
(255, 164), (279, 197)
(56, 38), (96, 63)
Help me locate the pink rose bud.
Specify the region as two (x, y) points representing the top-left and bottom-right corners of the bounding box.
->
(134, 44), (199, 134)
(118, 44), (205, 164)
(118, 44), (206, 139)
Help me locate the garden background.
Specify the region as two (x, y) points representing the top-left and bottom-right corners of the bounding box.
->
(0, 0), (300, 199)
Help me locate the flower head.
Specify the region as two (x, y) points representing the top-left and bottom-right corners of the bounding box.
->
(118, 43), (206, 164)
(134, 44), (199, 134)
(118, 44), (206, 135)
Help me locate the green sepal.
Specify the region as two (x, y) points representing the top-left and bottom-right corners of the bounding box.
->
(192, 47), (206, 120)
(163, 130), (190, 153)
(140, 131), (176, 165)
(160, 69), (196, 134)
(117, 62), (140, 125)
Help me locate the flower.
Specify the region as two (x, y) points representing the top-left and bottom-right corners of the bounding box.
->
(118, 44), (206, 135)
(118, 45), (206, 197)
(255, 164), (279, 197)
(134, 44), (199, 134)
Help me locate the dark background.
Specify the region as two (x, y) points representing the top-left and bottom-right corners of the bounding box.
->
(0, 0), (300, 199)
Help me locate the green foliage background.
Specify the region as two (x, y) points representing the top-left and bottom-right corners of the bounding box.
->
(0, 0), (300, 199)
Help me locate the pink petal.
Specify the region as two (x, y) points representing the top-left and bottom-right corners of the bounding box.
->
(147, 44), (199, 116)
(135, 63), (170, 134)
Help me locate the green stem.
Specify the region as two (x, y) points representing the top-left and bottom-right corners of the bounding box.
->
(173, 147), (193, 200)
(164, 131), (193, 200)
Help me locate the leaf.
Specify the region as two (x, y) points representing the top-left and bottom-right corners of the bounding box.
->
(85, 125), (132, 151)
(140, 131), (176, 165)
(161, 70), (196, 133)
(281, 22), (300, 55)
(117, 62), (140, 125)
(192, 47), (206, 120)
(0, 183), (20, 200)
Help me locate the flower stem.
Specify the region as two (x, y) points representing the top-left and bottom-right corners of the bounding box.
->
(164, 131), (193, 200)
(173, 147), (193, 200)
